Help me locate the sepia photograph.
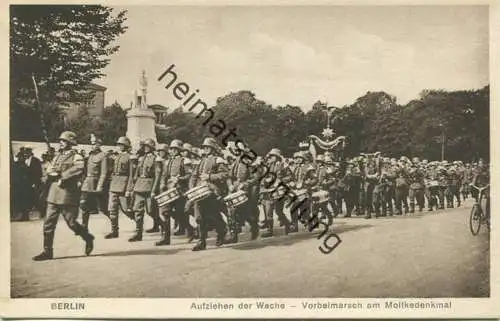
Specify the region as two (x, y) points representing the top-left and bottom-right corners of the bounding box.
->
(7, 3), (491, 302)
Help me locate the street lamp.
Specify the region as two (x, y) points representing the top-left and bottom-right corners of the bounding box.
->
(439, 122), (445, 161)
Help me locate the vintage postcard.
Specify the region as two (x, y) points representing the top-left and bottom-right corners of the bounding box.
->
(1, 0), (499, 319)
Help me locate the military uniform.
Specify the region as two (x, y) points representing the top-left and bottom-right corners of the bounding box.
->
(446, 168), (461, 208)
(127, 139), (161, 242)
(364, 158), (379, 219)
(436, 167), (448, 210)
(425, 166), (440, 211)
(225, 155), (260, 243)
(261, 149), (292, 237)
(33, 131), (94, 261)
(156, 141), (190, 246)
(80, 146), (109, 230)
(105, 137), (134, 239)
(189, 138), (229, 251)
(408, 166), (425, 213)
(289, 153), (316, 231)
(394, 165), (409, 215)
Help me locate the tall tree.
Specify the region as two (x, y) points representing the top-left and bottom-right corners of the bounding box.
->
(10, 5), (127, 141)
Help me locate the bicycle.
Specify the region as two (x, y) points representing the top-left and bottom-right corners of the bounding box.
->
(469, 184), (490, 235)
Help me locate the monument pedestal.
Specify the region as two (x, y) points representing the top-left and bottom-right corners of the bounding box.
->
(126, 108), (157, 151)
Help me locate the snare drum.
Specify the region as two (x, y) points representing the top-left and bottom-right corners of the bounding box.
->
(271, 185), (288, 200)
(184, 184), (213, 202)
(224, 190), (248, 208)
(294, 189), (308, 202)
(426, 180), (439, 188)
(154, 188), (180, 207)
(312, 190), (329, 204)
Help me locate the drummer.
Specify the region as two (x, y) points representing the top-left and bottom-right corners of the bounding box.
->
(188, 137), (229, 251)
(312, 154), (334, 225)
(155, 139), (190, 246)
(288, 151), (317, 233)
(260, 148), (293, 238)
(224, 146), (260, 244)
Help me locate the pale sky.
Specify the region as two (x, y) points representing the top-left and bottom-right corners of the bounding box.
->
(98, 5), (489, 111)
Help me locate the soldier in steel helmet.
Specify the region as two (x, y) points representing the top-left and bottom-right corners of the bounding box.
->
(126, 138), (162, 242)
(105, 136), (134, 239)
(80, 136), (110, 232)
(33, 131), (94, 261)
(189, 137), (229, 251)
(155, 139), (191, 246)
(260, 148), (293, 237)
(224, 144), (260, 244)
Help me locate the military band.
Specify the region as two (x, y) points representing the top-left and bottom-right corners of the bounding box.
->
(32, 131), (489, 260)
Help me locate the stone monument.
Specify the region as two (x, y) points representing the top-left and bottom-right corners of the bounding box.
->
(126, 70), (157, 150)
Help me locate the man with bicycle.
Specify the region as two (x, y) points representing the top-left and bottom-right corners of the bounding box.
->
(472, 160), (489, 218)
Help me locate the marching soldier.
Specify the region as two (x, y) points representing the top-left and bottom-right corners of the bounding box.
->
(446, 165), (461, 208)
(156, 140), (190, 246)
(394, 160), (409, 215)
(105, 136), (134, 239)
(425, 162), (440, 211)
(80, 137), (109, 231)
(364, 153), (380, 219)
(127, 138), (162, 242)
(312, 155), (334, 222)
(261, 148), (292, 237)
(225, 149), (260, 244)
(189, 137), (229, 251)
(33, 131), (94, 261)
(289, 151), (317, 232)
(408, 163), (425, 213)
(373, 157), (389, 217)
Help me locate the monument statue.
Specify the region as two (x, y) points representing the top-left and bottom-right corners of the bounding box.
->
(126, 70), (157, 150)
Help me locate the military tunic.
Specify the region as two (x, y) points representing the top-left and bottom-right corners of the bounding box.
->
(129, 152), (162, 233)
(80, 149), (109, 216)
(43, 149), (90, 250)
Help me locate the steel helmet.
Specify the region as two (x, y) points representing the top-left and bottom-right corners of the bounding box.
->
(267, 148), (282, 158)
(201, 137), (218, 149)
(156, 143), (168, 152)
(116, 136), (131, 147)
(170, 139), (183, 149)
(143, 138), (156, 149)
(58, 131), (77, 145)
(182, 142), (193, 151)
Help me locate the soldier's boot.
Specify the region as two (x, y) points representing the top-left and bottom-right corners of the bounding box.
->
(192, 221), (207, 251)
(404, 204), (409, 214)
(129, 219), (143, 242)
(155, 228), (171, 246)
(224, 219), (239, 244)
(82, 212), (90, 232)
(409, 203), (415, 214)
(250, 221), (259, 240)
(364, 208), (372, 219)
(33, 233), (54, 261)
(261, 220), (274, 238)
(457, 199), (461, 207)
(105, 214), (119, 239)
(419, 206), (423, 212)
(215, 224), (227, 247)
(83, 233), (95, 256)
(173, 218), (186, 236)
(186, 224), (197, 243)
(146, 217), (160, 233)
(155, 215), (171, 246)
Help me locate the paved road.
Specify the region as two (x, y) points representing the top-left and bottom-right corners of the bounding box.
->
(11, 199), (489, 298)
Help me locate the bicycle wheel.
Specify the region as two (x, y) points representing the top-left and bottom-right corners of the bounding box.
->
(469, 204), (482, 235)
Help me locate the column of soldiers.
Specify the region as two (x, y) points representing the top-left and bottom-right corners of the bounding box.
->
(33, 131), (489, 260)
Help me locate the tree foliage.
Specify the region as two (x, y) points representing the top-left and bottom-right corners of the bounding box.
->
(10, 5), (127, 105)
(158, 87), (489, 162)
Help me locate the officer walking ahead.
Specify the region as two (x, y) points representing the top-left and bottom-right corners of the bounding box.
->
(33, 131), (95, 261)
